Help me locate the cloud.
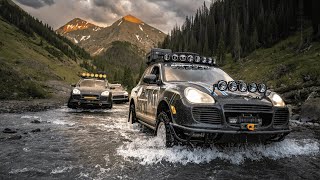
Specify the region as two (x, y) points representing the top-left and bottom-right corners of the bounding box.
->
(15, 0), (54, 9)
(13, 0), (211, 32)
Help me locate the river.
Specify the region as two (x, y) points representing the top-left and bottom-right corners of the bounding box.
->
(0, 104), (319, 180)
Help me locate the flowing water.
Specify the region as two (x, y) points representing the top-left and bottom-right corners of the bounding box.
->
(0, 104), (319, 180)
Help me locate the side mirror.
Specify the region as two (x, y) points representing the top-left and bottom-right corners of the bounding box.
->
(143, 74), (157, 84)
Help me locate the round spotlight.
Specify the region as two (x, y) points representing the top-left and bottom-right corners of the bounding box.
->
(238, 82), (247, 92)
(258, 83), (267, 93)
(179, 54), (186, 61)
(172, 54), (178, 61)
(228, 81), (238, 92)
(164, 54), (171, 61)
(208, 57), (213, 64)
(217, 80), (227, 91)
(248, 83), (257, 93)
(202, 57), (207, 63)
(187, 55), (194, 62)
(195, 56), (201, 63)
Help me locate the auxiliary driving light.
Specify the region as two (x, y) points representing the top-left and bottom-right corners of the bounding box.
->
(228, 81), (238, 91)
(187, 55), (194, 62)
(164, 54), (171, 61)
(208, 57), (213, 64)
(195, 56), (201, 63)
(217, 80), (228, 91)
(238, 82), (247, 92)
(179, 55), (186, 61)
(172, 54), (178, 61)
(202, 57), (207, 63)
(258, 83), (267, 93)
(248, 83), (257, 93)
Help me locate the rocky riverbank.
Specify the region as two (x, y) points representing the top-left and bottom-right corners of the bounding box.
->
(0, 80), (70, 113)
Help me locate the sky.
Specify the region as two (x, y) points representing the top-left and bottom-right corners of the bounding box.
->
(13, 0), (211, 33)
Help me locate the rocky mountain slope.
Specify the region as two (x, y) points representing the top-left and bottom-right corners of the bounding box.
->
(0, 0), (88, 100)
(57, 15), (166, 55)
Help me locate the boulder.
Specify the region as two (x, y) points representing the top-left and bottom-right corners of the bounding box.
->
(31, 128), (41, 133)
(300, 97), (320, 122)
(30, 120), (41, 124)
(3, 128), (17, 134)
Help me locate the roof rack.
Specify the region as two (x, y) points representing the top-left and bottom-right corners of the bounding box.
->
(146, 48), (216, 66)
(79, 72), (107, 80)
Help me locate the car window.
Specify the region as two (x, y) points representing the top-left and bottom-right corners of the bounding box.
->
(139, 66), (152, 85)
(150, 66), (160, 81)
(163, 63), (233, 84)
(79, 79), (106, 88)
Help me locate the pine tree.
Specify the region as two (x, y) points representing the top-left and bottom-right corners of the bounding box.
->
(217, 32), (226, 65)
(233, 22), (241, 62)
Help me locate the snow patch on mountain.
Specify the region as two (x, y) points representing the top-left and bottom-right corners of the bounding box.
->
(118, 21), (123, 26)
(139, 25), (143, 31)
(93, 27), (101, 31)
(93, 48), (105, 55)
(135, 34), (140, 41)
(80, 35), (91, 41)
(74, 38), (78, 44)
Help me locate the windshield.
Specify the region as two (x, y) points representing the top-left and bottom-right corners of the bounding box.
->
(110, 85), (125, 91)
(163, 63), (233, 84)
(79, 79), (106, 88)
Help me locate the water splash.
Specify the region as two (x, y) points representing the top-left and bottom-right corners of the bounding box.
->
(117, 137), (320, 165)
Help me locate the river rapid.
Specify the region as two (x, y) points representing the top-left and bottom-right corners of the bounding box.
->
(0, 104), (319, 180)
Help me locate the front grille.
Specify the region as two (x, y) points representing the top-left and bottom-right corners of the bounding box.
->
(192, 107), (222, 125)
(273, 109), (289, 126)
(224, 104), (272, 112)
(113, 95), (125, 99)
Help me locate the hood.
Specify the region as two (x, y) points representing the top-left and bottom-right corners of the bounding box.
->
(111, 91), (128, 96)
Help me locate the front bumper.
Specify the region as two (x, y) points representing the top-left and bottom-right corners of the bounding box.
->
(68, 96), (112, 109)
(170, 123), (291, 144)
(112, 95), (129, 103)
(169, 97), (291, 143)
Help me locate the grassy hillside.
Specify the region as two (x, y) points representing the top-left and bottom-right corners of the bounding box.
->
(93, 41), (146, 89)
(0, 18), (83, 100)
(222, 28), (320, 101)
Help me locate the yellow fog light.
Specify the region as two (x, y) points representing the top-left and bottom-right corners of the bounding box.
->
(170, 105), (177, 115)
(247, 124), (255, 131)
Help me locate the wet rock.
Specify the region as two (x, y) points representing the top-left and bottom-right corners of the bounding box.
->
(31, 128), (41, 133)
(300, 97), (320, 123)
(3, 128), (17, 134)
(30, 120), (41, 124)
(7, 134), (22, 140)
(291, 114), (300, 120)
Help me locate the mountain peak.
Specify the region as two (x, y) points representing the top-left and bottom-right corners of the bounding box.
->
(123, 15), (143, 24)
(57, 18), (99, 34)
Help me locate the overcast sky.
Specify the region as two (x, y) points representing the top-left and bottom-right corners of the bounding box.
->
(13, 0), (211, 33)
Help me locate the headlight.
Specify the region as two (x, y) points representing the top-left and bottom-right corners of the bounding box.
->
(184, 87), (215, 104)
(124, 92), (128, 96)
(101, 91), (110, 97)
(72, 89), (81, 95)
(269, 92), (285, 107)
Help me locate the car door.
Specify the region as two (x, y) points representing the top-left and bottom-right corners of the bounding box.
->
(135, 66), (152, 122)
(145, 65), (161, 126)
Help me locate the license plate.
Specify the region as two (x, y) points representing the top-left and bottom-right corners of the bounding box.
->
(84, 96), (97, 100)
